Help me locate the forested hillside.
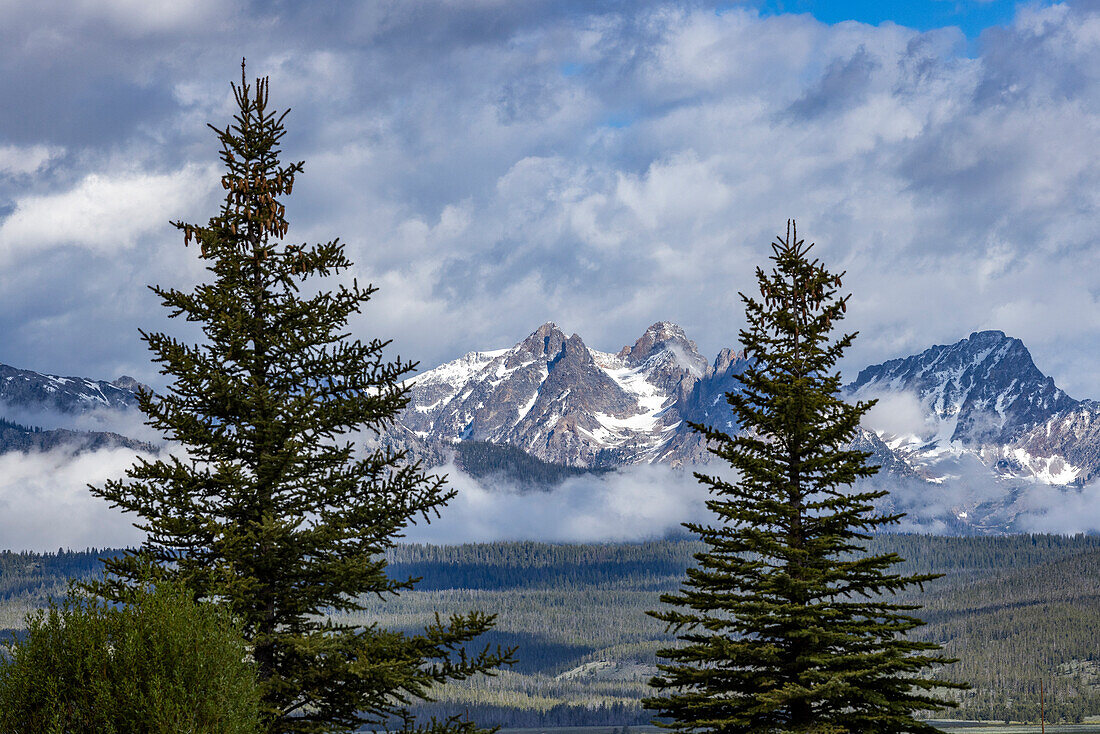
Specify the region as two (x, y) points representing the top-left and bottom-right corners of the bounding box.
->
(453, 441), (614, 487)
(0, 548), (117, 630)
(376, 535), (1100, 726)
(3, 536), (1099, 725)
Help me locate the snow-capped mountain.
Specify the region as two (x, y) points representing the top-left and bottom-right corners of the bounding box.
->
(394, 324), (1100, 532)
(7, 325), (1100, 532)
(398, 322), (749, 467)
(398, 325), (1100, 491)
(0, 363), (143, 414)
(0, 362), (149, 454)
(845, 330), (1100, 486)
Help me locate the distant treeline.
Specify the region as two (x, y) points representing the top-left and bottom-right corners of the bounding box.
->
(453, 441), (613, 487)
(413, 701), (651, 728)
(5, 536), (1100, 724)
(384, 533), (1100, 591)
(0, 417), (41, 434)
(0, 548), (118, 600)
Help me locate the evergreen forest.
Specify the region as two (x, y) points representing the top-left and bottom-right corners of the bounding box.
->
(5, 534), (1100, 727)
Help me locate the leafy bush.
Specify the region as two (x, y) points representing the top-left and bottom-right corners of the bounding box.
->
(0, 581), (260, 733)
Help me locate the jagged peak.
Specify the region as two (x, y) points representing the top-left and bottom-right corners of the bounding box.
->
(618, 321), (702, 366)
(532, 321), (562, 337)
(713, 347), (748, 375)
(645, 321), (688, 339)
(550, 332), (597, 367)
(957, 329), (1030, 357)
(513, 322), (570, 362)
(850, 329), (1037, 387)
(110, 375), (149, 393)
(968, 329), (1009, 341)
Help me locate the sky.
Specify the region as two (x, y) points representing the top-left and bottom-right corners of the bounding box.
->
(3, 0), (1100, 405)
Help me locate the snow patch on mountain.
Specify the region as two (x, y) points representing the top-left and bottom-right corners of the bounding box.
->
(398, 322), (747, 467)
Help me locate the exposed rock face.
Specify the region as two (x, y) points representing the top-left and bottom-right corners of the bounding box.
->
(843, 330), (1100, 487)
(992, 402), (1100, 484)
(848, 427), (924, 482)
(0, 363), (140, 414)
(398, 322), (752, 467)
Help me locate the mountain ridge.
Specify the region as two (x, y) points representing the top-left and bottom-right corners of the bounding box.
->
(4, 325), (1099, 533)
(397, 325), (1100, 494)
(397, 321), (749, 468)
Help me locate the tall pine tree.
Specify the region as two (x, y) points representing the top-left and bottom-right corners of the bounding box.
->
(644, 223), (964, 733)
(90, 65), (511, 734)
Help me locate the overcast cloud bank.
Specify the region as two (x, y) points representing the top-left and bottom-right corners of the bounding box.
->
(8, 443), (1100, 551)
(0, 446), (147, 551)
(6, 1), (1100, 548)
(1, 2), (1099, 402)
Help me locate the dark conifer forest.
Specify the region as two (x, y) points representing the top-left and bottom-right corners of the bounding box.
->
(6, 534), (1100, 726)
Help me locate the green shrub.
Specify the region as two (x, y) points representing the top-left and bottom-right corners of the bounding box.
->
(0, 580), (260, 733)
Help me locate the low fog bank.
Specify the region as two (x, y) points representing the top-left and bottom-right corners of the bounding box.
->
(0, 446), (148, 551)
(403, 462), (713, 544)
(1017, 483), (1100, 535)
(4, 445), (1100, 552)
(0, 400), (163, 445)
(410, 459), (1100, 543)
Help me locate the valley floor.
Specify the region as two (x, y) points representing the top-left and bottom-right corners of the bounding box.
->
(4, 535), (1100, 727)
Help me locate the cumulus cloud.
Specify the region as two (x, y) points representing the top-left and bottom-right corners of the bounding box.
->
(1016, 481), (1100, 534)
(0, 164), (216, 262)
(0, 144), (60, 177)
(0, 447), (147, 551)
(858, 390), (930, 438)
(2, 1), (1100, 418)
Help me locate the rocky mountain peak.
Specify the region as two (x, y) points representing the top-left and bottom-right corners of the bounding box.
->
(111, 375), (150, 393)
(848, 329), (1076, 447)
(713, 347), (748, 375)
(512, 322), (568, 364)
(617, 322), (708, 376)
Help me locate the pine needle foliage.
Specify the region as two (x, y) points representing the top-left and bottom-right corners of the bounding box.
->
(88, 65), (512, 734)
(644, 223), (965, 734)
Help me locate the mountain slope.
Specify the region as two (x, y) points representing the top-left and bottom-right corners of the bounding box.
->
(399, 322), (751, 467)
(0, 363), (149, 454)
(845, 330), (1100, 486)
(847, 330), (1076, 447)
(0, 417), (152, 454)
(0, 363), (142, 414)
(393, 324), (1100, 533)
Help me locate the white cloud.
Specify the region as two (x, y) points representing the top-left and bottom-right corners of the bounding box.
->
(859, 390), (931, 438)
(0, 447), (147, 551)
(0, 144), (60, 177)
(1017, 482), (1100, 535)
(0, 0), (238, 37)
(4, 0), (1100, 426)
(0, 164), (215, 262)
(404, 463), (710, 544)
(79, 0), (234, 35)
